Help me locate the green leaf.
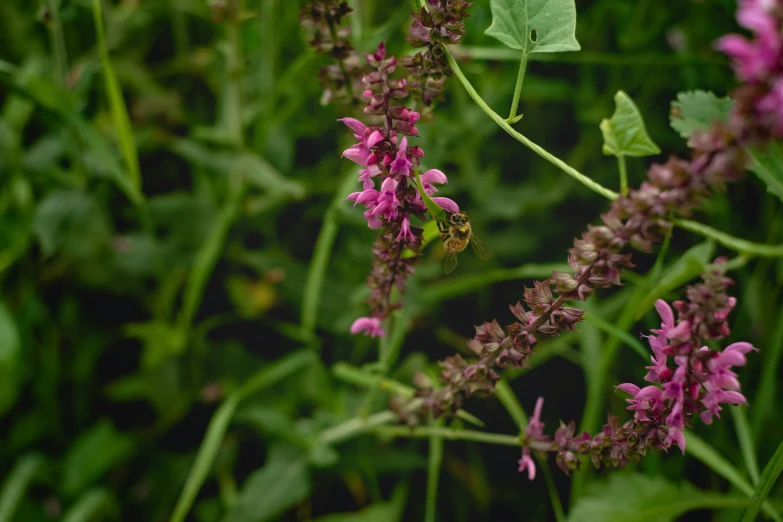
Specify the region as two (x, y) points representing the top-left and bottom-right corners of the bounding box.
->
(742, 436), (783, 522)
(0, 301), (20, 416)
(0, 454), (45, 522)
(670, 90), (734, 139)
(600, 91), (661, 157)
(62, 420), (134, 496)
(635, 240), (714, 319)
(748, 143), (783, 202)
(170, 350), (315, 522)
(567, 473), (742, 522)
(61, 489), (117, 522)
(32, 190), (107, 257)
(225, 445), (310, 522)
(485, 0), (581, 55)
(311, 486), (407, 522)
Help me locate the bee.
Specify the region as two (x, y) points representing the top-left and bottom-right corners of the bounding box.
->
(437, 211), (493, 274)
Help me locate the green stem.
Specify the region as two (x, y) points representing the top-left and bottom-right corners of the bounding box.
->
(673, 218), (783, 257)
(374, 425), (520, 447)
(301, 169), (357, 337)
(425, 418), (444, 522)
(332, 362), (485, 427)
(617, 154), (628, 196)
(319, 410), (401, 445)
(507, 53), (527, 123)
(494, 379), (527, 426)
(445, 51), (618, 201)
(451, 46), (725, 66)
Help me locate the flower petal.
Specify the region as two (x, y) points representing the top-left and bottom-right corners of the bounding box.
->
(431, 197), (460, 213)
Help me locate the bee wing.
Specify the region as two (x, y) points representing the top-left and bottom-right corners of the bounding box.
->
(469, 233), (493, 260)
(444, 249), (459, 274)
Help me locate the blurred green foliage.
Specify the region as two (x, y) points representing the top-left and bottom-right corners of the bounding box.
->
(0, 0), (781, 521)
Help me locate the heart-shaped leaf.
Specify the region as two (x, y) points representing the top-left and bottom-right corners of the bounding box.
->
(600, 91), (661, 157)
(485, 0), (581, 55)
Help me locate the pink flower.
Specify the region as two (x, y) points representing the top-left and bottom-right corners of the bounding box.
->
(518, 450), (536, 480)
(357, 165), (382, 190)
(389, 137), (413, 177)
(666, 427), (686, 454)
(340, 119), (384, 167)
(715, 0), (781, 83)
(420, 168), (448, 194)
(350, 317), (385, 337)
(616, 384), (664, 422)
(431, 197), (460, 213)
(526, 397), (545, 438)
(397, 217), (416, 243)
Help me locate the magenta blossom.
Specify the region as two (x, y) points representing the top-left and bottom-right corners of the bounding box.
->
(339, 43), (462, 336)
(617, 294), (755, 454)
(350, 316), (385, 337)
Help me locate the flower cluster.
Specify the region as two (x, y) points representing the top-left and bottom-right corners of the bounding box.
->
(343, 43), (459, 337)
(300, 0), (364, 106)
(716, 0), (783, 141)
(513, 266), (755, 479)
(402, 0), (473, 105)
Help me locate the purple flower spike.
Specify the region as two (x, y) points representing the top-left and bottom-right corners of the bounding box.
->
(338, 42), (464, 336)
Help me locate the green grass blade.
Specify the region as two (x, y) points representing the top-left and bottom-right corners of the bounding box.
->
(301, 169), (357, 337)
(425, 418), (444, 522)
(177, 176), (246, 335)
(169, 350), (315, 522)
(752, 304), (783, 437)
(731, 406), (760, 485)
(91, 0), (142, 198)
(61, 489), (116, 522)
(742, 437), (783, 522)
(686, 431), (782, 522)
(0, 454), (45, 522)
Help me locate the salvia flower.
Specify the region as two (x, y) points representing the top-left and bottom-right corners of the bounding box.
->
(340, 43), (459, 337)
(402, 0), (473, 105)
(300, 0), (365, 106)
(512, 267), (754, 478)
(716, 0), (783, 140)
